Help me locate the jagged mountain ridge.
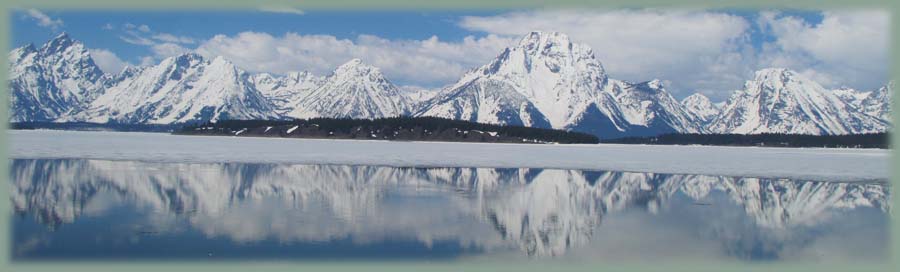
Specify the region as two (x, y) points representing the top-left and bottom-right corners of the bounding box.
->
(289, 59), (411, 119)
(834, 83), (893, 123)
(250, 71), (324, 116)
(710, 68), (889, 135)
(8, 33), (108, 122)
(7, 32), (893, 137)
(64, 53), (280, 124)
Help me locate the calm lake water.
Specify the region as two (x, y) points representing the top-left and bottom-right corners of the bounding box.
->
(10, 159), (890, 262)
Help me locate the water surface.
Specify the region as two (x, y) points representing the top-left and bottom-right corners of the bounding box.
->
(10, 159), (890, 262)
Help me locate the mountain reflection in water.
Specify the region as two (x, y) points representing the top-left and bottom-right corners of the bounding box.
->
(10, 159), (889, 261)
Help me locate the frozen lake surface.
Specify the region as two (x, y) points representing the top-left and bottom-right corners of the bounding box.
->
(8, 130), (890, 182)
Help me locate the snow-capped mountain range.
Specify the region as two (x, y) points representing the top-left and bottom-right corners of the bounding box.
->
(8, 32), (893, 137)
(64, 53), (279, 124)
(416, 32), (704, 137)
(709, 68), (889, 135)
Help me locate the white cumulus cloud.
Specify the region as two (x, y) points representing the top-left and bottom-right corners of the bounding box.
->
(88, 48), (131, 73)
(459, 9), (754, 99)
(152, 33), (195, 44)
(95, 9), (888, 101)
(458, 9), (890, 100)
(756, 10), (890, 92)
(24, 9), (64, 30)
(258, 6), (305, 15)
(194, 32), (515, 88)
(151, 43), (191, 59)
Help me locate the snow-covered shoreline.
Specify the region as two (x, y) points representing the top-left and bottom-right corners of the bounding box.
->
(8, 130), (891, 182)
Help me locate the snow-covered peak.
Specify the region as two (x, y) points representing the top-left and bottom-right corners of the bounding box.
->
(517, 31), (576, 50)
(478, 31), (604, 78)
(332, 58), (381, 77)
(743, 68), (831, 99)
(424, 31), (610, 129)
(513, 31), (594, 64)
(9, 43), (37, 64)
(208, 55), (242, 72)
(746, 68), (814, 94)
(419, 31), (708, 137)
(682, 93), (713, 106)
(634, 79), (666, 93)
(8, 33), (107, 122)
(15, 43), (37, 54)
(646, 79), (664, 90)
(32, 32), (96, 71)
(40, 32), (78, 55)
(53, 31), (72, 40)
(162, 52), (205, 67)
(711, 68), (889, 134)
(753, 67), (790, 77)
(833, 82), (893, 123)
(66, 48), (279, 124)
(681, 93), (720, 124)
(290, 60), (409, 119)
(323, 58), (395, 91)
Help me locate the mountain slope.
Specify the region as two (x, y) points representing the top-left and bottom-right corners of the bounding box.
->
(250, 71), (324, 116)
(834, 83), (893, 123)
(681, 93), (721, 124)
(416, 31), (702, 138)
(8, 33), (107, 122)
(66, 53), (279, 124)
(709, 68), (888, 135)
(418, 31), (608, 130)
(604, 79), (705, 134)
(289, 59), (410, 119)
(416, 79), (553, 128)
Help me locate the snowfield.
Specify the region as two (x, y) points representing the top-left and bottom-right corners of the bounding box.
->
(8, 130), (890, 182)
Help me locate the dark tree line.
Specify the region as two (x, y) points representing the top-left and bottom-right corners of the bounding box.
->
(603, 132), (890, 149)
(178, 116), (601, 144)
(9, 122), (182, 132)
(14, 119), (889, 148)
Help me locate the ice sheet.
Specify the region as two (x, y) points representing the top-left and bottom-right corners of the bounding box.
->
(8, 130), (890, 182)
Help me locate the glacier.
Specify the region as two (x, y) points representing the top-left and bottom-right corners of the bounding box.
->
(9, 130), (889, 182)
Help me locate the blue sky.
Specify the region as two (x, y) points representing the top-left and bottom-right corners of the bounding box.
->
(11, 9), (887, 101)
(13, 10), (504, 65)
